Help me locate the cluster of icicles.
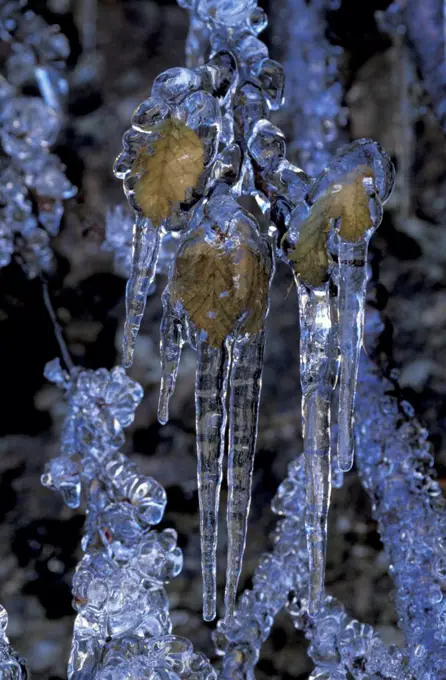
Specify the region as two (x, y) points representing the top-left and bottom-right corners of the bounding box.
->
(114, 45), (395, 622)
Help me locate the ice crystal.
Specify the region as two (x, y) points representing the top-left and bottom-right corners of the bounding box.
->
(0, 2), (75, 277)
(42, 359), (217, 679)
(403, 0), (446, 134)
(209, 302), (446, 677)
(5, 0), (446, 677)
(0, 605), (28, 679)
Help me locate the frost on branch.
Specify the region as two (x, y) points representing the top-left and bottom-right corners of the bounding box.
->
(214, 307), (446, 678)
(42, 359), (216, 679)
(0, 3), (76, 277)
(215, 452), (412, 680)
(271, 0), (345, 176)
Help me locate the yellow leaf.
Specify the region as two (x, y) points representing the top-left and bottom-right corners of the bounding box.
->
(171, 228), (269, 347)
(132, 118), (204, 228)
(287, 165), (375, 287)
(330, 165), (375, 241)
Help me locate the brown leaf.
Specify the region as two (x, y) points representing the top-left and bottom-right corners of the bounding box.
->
(171, 228), (269, 347)
(132, 118), (204, 228)
(288, 165), (375, 287)
(288, 200), (330, 288)
(331, 165), (375, 241)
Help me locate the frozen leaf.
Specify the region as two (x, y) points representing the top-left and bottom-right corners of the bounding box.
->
(132, 118), (204, 228)
(331, 166), (375, 241)
(288, 165), (375, 287)
(288, 203), (330, 288)
(171, 229), (269, 347)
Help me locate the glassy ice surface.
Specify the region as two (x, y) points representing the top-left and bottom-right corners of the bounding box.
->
(195, 341), (231, 621)
(122, 220), (160, 368)
(157, 193), (273, 619)
(0, 605), (28, 679)
(298, 283), (338, 614)
(197, 0), (257, 27)
(306, 139), (395, 208)
(279, 140), (394, 610)
(158, 290), (184, 426)
(336, 239), (369, 472)
(225, 331), (266, 619)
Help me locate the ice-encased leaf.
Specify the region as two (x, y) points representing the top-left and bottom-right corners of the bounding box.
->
(170, 207), (270, 347)
(131, 118), (204, 228)
(307, 138), (395, 207)
(285, 140), (394, 287)
(286, 199), (330, 288)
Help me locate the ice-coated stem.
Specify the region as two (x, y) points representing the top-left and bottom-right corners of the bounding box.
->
(122, 218), (160, 369)
(298, 281), (338, 614)
(225, 331), (265, 619)
(158, 289), (183, 425)
(35, 67), (62, 111)
(337, 238), (369, 472)
(195, 339), (232, 621)
(42, 279), (74, 373)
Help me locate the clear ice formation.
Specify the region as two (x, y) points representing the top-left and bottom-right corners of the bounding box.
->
(282, 139), (395, 612)
(297, 283), (338, 614)
(103, 205), (135, 279)
(271, 0), (345, 176)
(0, 605), (28, 679)
(159, 192), (273, 620)
(214, 309), (446, 677)
(115, 0), (287, 621)
(215, 453), (412, 680)
(115, 0), (398, 623)
(0, 3), (75, 277)
(356, 308), (446, 677)
(42, 358), (216, 679)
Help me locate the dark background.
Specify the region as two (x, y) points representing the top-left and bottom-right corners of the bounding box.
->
(1, 1), (445, 677)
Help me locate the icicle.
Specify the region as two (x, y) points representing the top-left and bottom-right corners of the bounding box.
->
(298, 281), (338, 614)
(337, 238), (369, 472)
(160, 192), (273, 620)
(158, 289), (183, 425)
(225, 330), (265, 619)
(195, 339), (232, 621)
(122, 217), (160, 368)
